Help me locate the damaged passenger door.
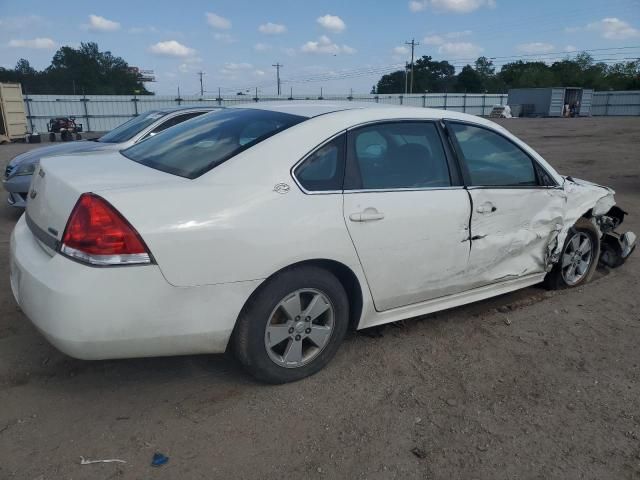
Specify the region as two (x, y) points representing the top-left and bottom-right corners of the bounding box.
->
(446, 121), (565, 287)
(343, 121), (472, 311)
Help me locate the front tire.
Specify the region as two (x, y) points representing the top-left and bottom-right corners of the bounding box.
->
(545, 217), (600, 289)
(232, 266), (349, 384)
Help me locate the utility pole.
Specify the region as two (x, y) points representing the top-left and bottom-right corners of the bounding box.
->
(405, 38), (419, 94)
(404, 62), (409, 95)
(197, 71), (206, 96)
(272, 63), (283, 96)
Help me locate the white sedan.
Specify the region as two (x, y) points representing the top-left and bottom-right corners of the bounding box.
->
(9, 103), (636, 383)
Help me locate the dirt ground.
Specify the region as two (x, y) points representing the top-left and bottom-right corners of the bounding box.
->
(0, 117), (639, 480)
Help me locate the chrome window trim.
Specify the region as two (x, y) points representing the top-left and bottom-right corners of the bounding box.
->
(344, 186), (465, 194)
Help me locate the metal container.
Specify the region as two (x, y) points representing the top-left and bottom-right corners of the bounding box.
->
(0, 83), (28, 141)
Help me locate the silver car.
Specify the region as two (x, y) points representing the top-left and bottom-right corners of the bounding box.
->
(3, 106), (219, 207)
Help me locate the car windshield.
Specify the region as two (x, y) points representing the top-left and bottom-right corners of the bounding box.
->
(121, 109), (306, 179)
(98, 111), (167, 144)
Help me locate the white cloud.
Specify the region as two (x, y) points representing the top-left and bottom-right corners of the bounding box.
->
(392, 46), (409, 61)
(258, 22), (286, 34)
(85, 14), (120, 32)
(220, 62), (253, 77)
(410, 0), (495, 13)
(423, 35), (445, 45)
(564, 45), (578, 52)
(424, 30), (472, 45)
(8, 37), (56, 49)
(317, 14), (346, 32)
(254, 42), (271, 52)
(301, 35), (356, 54)
(206, 12), (231, 30)
(223, 62), (253, 70)
(587, 17), (639, 40)
(437, 41), (483, 57)
(393, 46), (409, 55)
(149, 40), (195, 57)
(214, 33), (234, 43)
(283, 47), (297, 57)
(516, 42), (555, 54)
(253, 69), (266, 77)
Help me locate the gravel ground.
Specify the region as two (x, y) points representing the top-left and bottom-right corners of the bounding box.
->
(0, 118), (639, 479)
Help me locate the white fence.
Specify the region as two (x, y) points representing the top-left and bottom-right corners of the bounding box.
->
(22, 91), (639, 133)
(591, 91), (640, 116)
(22, 93), (508, 133)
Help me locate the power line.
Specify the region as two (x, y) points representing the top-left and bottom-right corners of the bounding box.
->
(211, 46), (639, 93)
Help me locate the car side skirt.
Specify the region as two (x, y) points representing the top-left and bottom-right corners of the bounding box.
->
(357, 272), (546, 330)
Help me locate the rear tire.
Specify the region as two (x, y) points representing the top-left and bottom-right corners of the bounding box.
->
(232, 266), (349, 384)
(545, 217), (600, 290)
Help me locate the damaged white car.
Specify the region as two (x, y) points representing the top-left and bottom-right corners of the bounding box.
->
(9, 103), (636, 383)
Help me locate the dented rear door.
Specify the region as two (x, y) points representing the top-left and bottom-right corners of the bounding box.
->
(446, 121), (566, 287)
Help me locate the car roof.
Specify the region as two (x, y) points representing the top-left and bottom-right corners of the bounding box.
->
(230, 101), (501, 127)
(155, 105), (221, 114)
(228, 101), (396, 118)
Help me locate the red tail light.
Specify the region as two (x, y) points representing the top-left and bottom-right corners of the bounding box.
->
(60, 193), (152, 266)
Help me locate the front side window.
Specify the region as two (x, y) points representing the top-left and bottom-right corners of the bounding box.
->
(294, 135), (345, 192)
(346, 122), (451, 190)
(122, 109), (305, 179)
(449, 123), (537, 187)
(98, 111), (167, 144)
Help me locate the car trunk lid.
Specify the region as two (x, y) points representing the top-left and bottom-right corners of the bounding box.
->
(25, 150), (185, 249)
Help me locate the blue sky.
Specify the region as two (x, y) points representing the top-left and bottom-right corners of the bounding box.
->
(1, 0), (639, 95)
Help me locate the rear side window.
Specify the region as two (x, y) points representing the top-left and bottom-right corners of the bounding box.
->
(294, 135), (345, 192)
(449, 123), (537, 187)
(142, 111), (207, 139)
(98, 111), (166, 144)
(345, 122), (451, 190)
(121, 109), (305, 179)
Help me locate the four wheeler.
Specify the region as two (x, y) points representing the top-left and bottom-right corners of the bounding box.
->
(47, 117), (83, 142)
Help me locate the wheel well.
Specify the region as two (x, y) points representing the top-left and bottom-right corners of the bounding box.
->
(245, 259), (364, 331)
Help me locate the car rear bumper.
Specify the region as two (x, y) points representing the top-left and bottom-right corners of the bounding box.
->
(3, 174), (31, 208)
(10, 215), (261, 360)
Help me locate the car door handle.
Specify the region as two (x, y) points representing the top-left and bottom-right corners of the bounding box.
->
(349, 208), (385, 222)
(476, 202), (497, 214)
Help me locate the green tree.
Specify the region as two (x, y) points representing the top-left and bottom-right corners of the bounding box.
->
(376, 56), (456, 94)
(0, 42), (151, 95)
(498, 61), (555, 88)
(456, 65), (484, 92)
(474, 56), (495, 77)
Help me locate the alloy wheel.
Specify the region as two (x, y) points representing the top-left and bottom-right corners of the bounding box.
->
(561, 231), (593, 286)
(264, 289), (335, 368)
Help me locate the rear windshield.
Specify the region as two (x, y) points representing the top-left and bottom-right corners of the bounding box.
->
(121, 109), (306, 179)
(99, 111), (167, 144)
